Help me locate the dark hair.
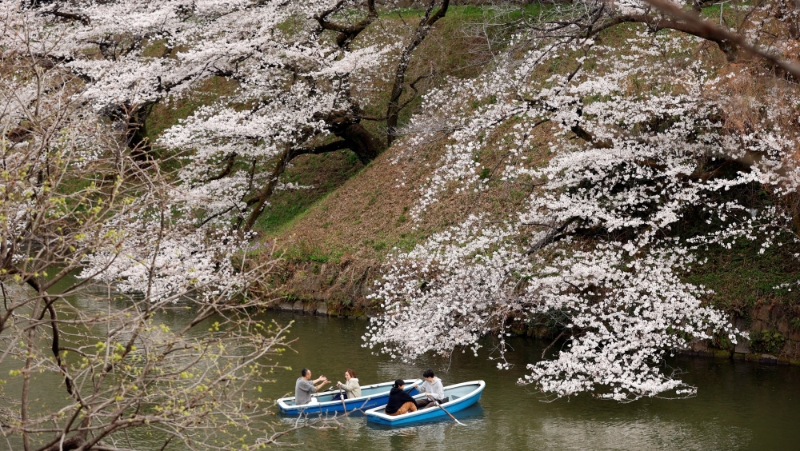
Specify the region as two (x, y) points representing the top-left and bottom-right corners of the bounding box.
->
(423, 369), (435, 378)
(393, 379), (405, 388)
(345, 369), (356, 379)
(301, 368), (310, 377)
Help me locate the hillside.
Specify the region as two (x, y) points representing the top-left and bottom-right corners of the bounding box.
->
(5, 0), (800, 426)
(245, 4), (800, 365)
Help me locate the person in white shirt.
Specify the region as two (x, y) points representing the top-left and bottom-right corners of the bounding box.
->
(412, 369), (445, 408)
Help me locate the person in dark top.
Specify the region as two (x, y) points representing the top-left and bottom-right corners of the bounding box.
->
(384, 379), (418, 416)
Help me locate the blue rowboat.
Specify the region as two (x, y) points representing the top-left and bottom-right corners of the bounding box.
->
(365, 380), (485, 426)
(277, 379), (420, 415)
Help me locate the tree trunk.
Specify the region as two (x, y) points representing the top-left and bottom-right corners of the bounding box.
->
(126, 103), (155, 162)
(316, 109), (383, 164)
(386, 0), (450, 146)
(241, 149), (292, 232)
(239, 135), (371, 232)
(336, 122), (381, 164)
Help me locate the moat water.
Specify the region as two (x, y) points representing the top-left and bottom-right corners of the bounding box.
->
(3, 309), (800, 450)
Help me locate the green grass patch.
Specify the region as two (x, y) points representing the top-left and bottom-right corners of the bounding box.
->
(145, 76), (238, 143)
(685, 237), (800, 315)
(699, 3), (752, 29)
(253, 151), (363, 234)
(282, 241), (347, 264)
(749, 329), (787, 354)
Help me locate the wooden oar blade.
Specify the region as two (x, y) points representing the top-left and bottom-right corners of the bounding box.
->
(435, 401), (466, 426)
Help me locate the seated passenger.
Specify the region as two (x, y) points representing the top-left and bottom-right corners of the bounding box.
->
(385, 379), (417, 416)
(413, 369), (445, 408)
(335, 368), (361, 400)
(295, 368), (329, 405)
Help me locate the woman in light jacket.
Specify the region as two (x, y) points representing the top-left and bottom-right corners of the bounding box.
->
(335, 369), (361, 399)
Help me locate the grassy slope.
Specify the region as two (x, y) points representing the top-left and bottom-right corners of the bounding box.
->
(143, 5), (800, 353)
(259, 10), (800, 356)
(258, 6), (544, 252)
(251, 5), (561, 240)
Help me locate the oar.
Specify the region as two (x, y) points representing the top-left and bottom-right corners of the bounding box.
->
(432, 396), (465, 426)
(338, 386), (347, 413)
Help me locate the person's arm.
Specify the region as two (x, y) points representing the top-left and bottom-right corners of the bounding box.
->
(313, 376), (329, 390)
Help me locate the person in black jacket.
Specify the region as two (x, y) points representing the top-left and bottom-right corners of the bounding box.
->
(384, 379), (418, 416)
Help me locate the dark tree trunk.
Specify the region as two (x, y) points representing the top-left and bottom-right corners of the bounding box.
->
(336, 122), (381, 164)
(316, 109), (383, 164)
(238, 135), (367, 232)
(238, 107), (384, 232)
(386, 0), (450, 146)
(126, 104), (155, 162)
(241, 149), (292, 232)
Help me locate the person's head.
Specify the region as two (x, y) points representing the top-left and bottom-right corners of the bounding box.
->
(345, 369), (356, 381)
(393, 379), (405, 389)
(423, 369), (435, 381)
(301, 368), (311, 380)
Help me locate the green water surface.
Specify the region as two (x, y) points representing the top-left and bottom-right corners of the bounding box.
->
(2, 309), (799, 450)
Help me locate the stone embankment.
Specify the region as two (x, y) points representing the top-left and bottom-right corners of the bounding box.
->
(269, 259), (381, 318)
(684, 302), (800, 365)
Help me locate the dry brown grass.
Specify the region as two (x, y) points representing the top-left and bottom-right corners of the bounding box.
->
(263, 114), (560, 265)
(257, 7), (800, 318)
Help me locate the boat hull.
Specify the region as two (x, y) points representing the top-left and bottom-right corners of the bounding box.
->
(277, 379), (420, 415)
(365, 380), (485, 426)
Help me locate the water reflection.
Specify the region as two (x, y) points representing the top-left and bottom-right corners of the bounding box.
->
(535, 417), (753, 450)
(2, 308), (799, 450)
(261, 312), (800, 451)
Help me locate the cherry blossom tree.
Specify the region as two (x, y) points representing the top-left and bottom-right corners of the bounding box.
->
(0, 10), (299, 450)
(365, 0), (800, 401)
(19, 0), (451, 232)
(7, 0), (799, 417)
(2, 0), (461, 446)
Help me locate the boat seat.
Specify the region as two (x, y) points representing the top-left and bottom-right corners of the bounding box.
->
(450, 395), (459, 401)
